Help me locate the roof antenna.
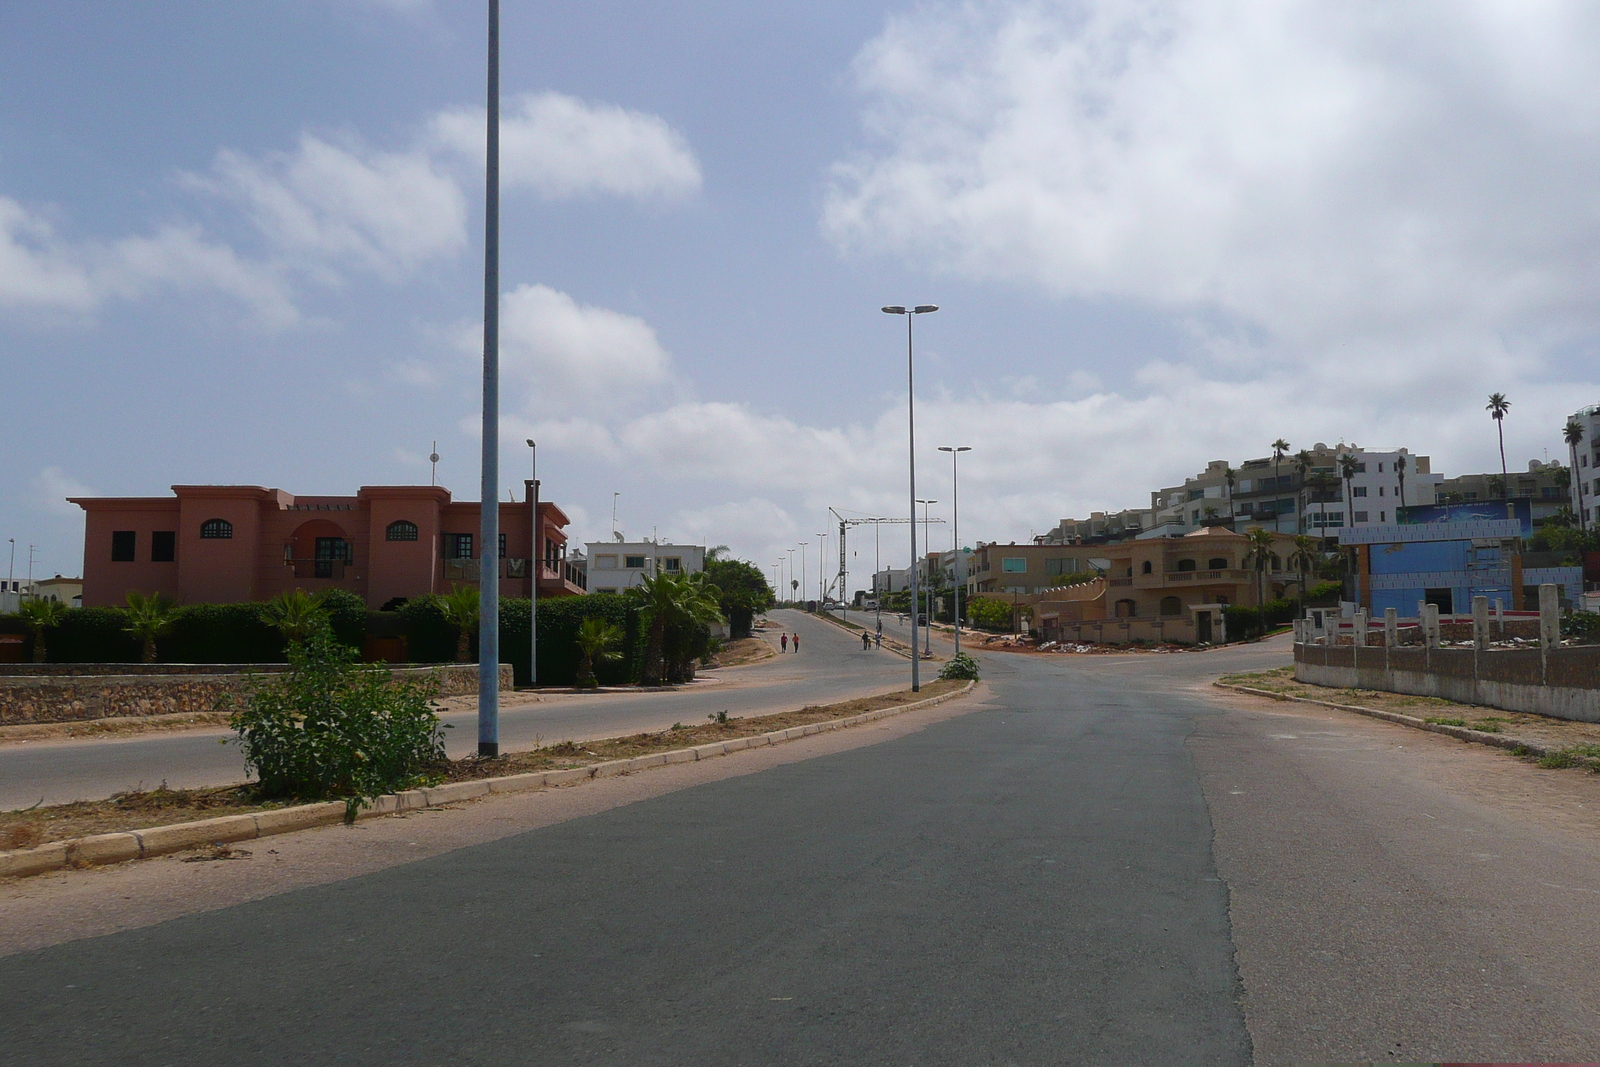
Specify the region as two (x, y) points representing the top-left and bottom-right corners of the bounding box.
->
(429, 441), (439, 486)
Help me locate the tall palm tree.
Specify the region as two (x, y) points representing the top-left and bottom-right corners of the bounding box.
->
(1566, 419), (1586, 531)
(438, 584), (480, 664)
(18, 598), (69, 663)
(1271, 439), (1290, 531)
(1293, 450), (1313, 534)
(1288, 534), (1319, 612)
(574, 616), (623, 688)
(1243, 528), (1277, 636)
(636, 570), (723, 686)
(1339, 453), (1360, 527)
(124, 591), (180, 664)
(1395, 452), (1408, 517)
(1487, 393), (1511, 493)
(1223, 465), (1236, 526)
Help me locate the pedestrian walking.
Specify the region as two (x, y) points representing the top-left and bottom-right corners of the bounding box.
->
(792, 633), (800, 654)
(874, 632), (882, 649)
(780, 633), (788, 653)
(862, 631), (871, 651)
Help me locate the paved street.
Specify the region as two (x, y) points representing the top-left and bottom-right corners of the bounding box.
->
(6, 633), (1600, 1064)
(0, 609), (901, 808)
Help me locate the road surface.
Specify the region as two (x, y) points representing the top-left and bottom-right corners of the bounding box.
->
(0, 609), (908, 808)
(6, 634), (1600, 1063)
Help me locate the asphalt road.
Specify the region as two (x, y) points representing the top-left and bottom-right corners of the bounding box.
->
(0, 609), (907, 808)
(7, 634), (1600, 1063)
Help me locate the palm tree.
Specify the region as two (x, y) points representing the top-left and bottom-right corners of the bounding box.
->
(1395, 452), (1408, 516)
(124, 591), (179, 664)
(574, 616), (623, 688)
(1310, 471), (1336, 541)
(260, 589), (328, 650)
(1293, 449), (1313, 533)
(1487, 393), (1511, 492)
(1339, 453), (1360, 526)
(1223, 466), (1236, 525)
(1271, 439), (1290, 531)
(18, 598), (69, 663)
(1566, 420), (1586, 531)
(439, 585), (480, 664)
(1243, 528), (1277, 636)
(1288, 534), (1318, 613)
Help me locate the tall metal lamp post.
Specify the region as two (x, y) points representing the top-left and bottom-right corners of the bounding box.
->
(525, 439), (537, 689)
(816, 532), (827, 606)
(478, 0), (502, 758)
(939, 446), (971, 656)
(882, 303), (938, 690)
(916, 498), (938, 657)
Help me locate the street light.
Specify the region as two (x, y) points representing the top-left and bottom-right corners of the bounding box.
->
(799, 543), (808, 609)
(883, 303), (938, 690)
(477, 0), (502, 758)
(939, 446), (972, 656)
(525, 439), (537, 689)
(787, 548), (796, 604)
(816, 532), (827, 607)
(917, 499), (938, 657)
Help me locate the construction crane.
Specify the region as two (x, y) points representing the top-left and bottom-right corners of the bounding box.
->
(828, 508), (942, 613)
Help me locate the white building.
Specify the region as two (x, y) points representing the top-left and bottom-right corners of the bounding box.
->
(583, 541), (705, 594)
(0, 575), (81, 613)
(872, 567), (912, 595)
(1567, 404), (1600, 524)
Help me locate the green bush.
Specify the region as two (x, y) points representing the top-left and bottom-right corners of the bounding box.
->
(397, 595), (456, 664)
(48, 607), (140, 662)
(229, 625), (447, 817)
(166, 603), (284, 663)
(938, 652), (980, 681)
(967, 597), (1016, 632)
(502, 594), (643, 687)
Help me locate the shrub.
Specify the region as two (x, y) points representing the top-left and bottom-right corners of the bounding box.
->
(167, 603), (285, 663)
(503, 594), (642, 687)
(1562, 611), (1600, 642)
(229, 624), (447, 817)
(939, 652), (980, 681)
(49, 607), (140, 662)
(967, 597), (1015, 632)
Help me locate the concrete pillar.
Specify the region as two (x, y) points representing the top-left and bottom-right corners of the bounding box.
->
(1384, 607), (1398, 646)
(1540, 583), (1561, 651)
(1472, 595), (1490, 650)
(1353, 610), (1368, 647)
(1493, 597), (1503, 637)
(1422, 603), (1440, 647)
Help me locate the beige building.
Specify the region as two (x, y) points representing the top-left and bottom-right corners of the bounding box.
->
(1009, 527), (1303, 645)
(967, 542), (1104, 597)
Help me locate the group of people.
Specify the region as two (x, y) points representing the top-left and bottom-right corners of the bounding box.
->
(775, 625), (884, 653)
(860, 630), (882, 651)
(779, 632), (800, 653)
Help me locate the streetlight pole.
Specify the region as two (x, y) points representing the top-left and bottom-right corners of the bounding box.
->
(939, 446), (971, 656)
(787, 548), (796, 605)
(816, 532), (827, 606)
(799, 544), (808, 609)
(917, 499), (938, 656)
(883, 303), (938, 690)
(477, 0), (501, 758)
(873, 522), (881, 635)
(525, 439), (537, 689)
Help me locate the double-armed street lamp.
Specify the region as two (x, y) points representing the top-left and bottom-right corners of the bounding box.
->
(939, 446), (972, 656)
(882, 303), (938, 690)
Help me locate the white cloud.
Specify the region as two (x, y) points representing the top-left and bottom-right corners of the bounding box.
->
(198, 133), (467, 280)
(430, 92), (702, 200)
(0, 196), (297, 327)
(489, 283), (673, 404)
(824, 0), (1600, 414)
(35, 467), (93, 517)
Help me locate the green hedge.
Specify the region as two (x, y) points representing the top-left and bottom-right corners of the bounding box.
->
(47, 607), (141, 663)
(390, 593), (644, 685)
(1223, 598), (1298, 639)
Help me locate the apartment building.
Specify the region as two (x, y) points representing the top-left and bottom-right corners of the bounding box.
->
(1437, 460), (1570, 525)
(967, 542), (1105, 596)
(584, 541), (705, 594)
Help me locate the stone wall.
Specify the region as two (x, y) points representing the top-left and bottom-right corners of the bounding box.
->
(0, 664), (513, 726)
(1294, 642), (1600, 722)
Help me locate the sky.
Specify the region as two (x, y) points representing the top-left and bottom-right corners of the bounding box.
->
(5, 0), (1600, 596)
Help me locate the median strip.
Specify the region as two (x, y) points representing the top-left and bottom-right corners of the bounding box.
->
(0, 679), (976, 880)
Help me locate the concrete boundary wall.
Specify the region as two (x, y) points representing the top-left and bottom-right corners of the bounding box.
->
(1294, 641), (1600, 722)
(0, 663), (512, 726)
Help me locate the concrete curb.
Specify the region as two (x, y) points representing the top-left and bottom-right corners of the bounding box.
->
(1212, 681), (1561, 760)
(0, 681), (978, 881)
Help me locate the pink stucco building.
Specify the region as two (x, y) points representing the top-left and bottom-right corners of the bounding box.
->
(72, 483), (585, 608)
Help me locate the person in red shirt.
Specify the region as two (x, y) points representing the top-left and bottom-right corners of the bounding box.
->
(792, 633), (800, 653)
(781, 633), (788, 652)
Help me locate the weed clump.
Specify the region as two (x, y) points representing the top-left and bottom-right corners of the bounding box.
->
(939, 652), (981, 681)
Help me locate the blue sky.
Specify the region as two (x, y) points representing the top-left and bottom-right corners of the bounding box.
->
(5, 1), (1600, 591)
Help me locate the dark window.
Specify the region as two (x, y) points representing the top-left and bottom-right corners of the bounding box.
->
(1177, 558), (1197, 571)
(1159, 596), (1183, 616)
(151, 531), (176, 563)
(444, 533), (473, 559)
(314, 537), (350, 579)
(386, 520), (419, 542)
(111, 530), (136, 562)
(200, 518), (233, 539)
(499, 533), (507, 559)
(1207, 557), (1229, 570)
(625, 555), (647, 569)
(1141, 561), (1153, 574)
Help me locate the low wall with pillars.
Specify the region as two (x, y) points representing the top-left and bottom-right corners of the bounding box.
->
(1293, 641), (1600, 722)
(0, 663), (513, 726)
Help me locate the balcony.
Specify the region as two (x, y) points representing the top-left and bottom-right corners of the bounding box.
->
(288, 559), (350, 581)
(442, 557), (588, 592)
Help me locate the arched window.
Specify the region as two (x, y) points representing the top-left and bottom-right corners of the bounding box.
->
(200, 518), (233, 540)
(1177, 558), (1196, 572)
(386, 520), (419, 542)
(1208, 557), (1229, 570)
(1271, 553), (1283, 571)
(1115, 598), (1137, 618)
(1159, 596), (1183, 616)
(1141, 561), (1153, 574)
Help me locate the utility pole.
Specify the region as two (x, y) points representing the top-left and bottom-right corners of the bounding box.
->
(477, 0), (501, 758)
(816, 532), (827, 606)
(526, 439), (537, 689)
